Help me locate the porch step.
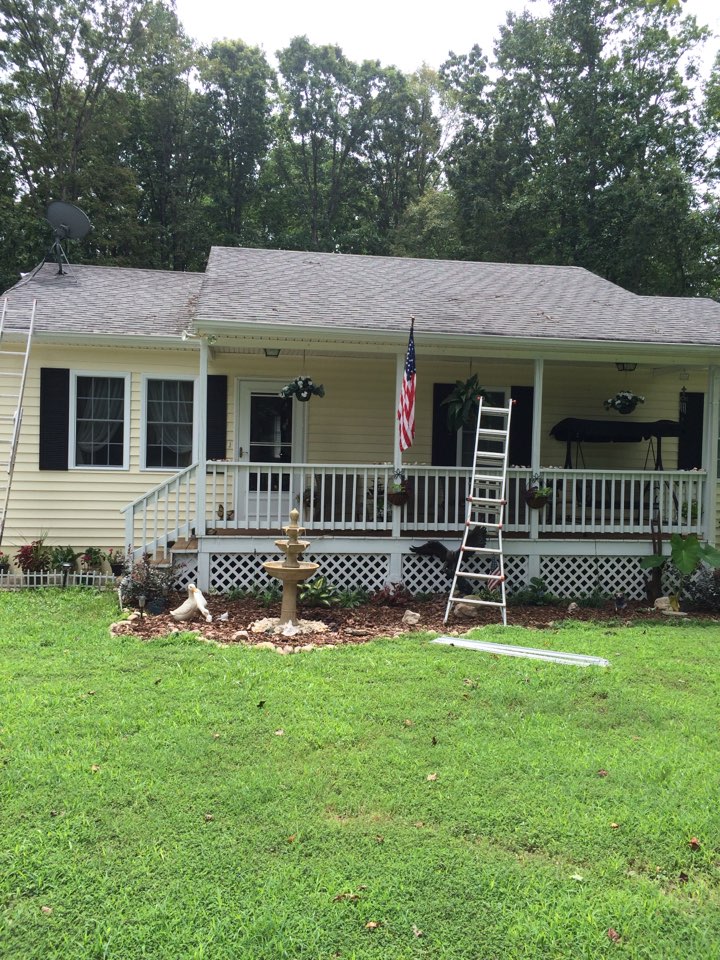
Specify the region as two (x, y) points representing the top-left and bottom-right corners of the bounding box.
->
(171, 537), (198, 552)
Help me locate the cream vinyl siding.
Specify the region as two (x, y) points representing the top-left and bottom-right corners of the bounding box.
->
(2, 344), (198, 549)
(540, 363), (704, 470)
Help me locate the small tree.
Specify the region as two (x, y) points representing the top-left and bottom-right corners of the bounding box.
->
(641, 534), (720, 605)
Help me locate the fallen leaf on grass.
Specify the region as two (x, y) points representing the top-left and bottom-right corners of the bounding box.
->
(274, 729), (285, 736)
(403, 719), (413, 727)
(679, 872), (689, 884)
(41, 906), (53, 916)
(596, 769), (609, 778)
(426, 773), (438, 782)
(607, 928), (621, 943)
(203, 813), (215, 822)
(154, 678), (162, 685)
(86, 690), (96, 696)
(689, 836), (701, 850)
(610, 822), (620, 829)
(462, 678), (475, 687)
(365, 921), (380, 930)
(571, 874), (584, 882)
(90, 764), (100, 774)
(414, 821), (425, 828)
(431, 736), (438, 746)
(375, 835), (384, 844)
(412, 925), (423, 937)
(333, 892), (360, 902)
(287, 834), (296, 843)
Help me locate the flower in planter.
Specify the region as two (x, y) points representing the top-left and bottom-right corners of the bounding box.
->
(280, 376), (325, 402)
(603, 390), (645, 414)
(391, 469), (408, 493)
(80, 546), (106, 569)
(526, 473), (552, 497)
(0, 550), (10, 572)
(14, 536), (52, 573)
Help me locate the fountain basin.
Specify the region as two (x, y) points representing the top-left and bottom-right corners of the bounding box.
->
(263, 560), (319, 583)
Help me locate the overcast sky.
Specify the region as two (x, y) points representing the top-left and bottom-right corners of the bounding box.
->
(174, 0), (719, 76)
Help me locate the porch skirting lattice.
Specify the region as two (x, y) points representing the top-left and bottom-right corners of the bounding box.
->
(201, 543), (662, 601)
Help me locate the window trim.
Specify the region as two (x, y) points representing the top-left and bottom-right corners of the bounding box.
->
(141, 375), (198, 472)
(69, 371), (131, 471)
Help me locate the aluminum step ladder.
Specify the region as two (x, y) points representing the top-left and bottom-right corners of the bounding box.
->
(444, 397), (514, 626)
(0, 298), (36, 545)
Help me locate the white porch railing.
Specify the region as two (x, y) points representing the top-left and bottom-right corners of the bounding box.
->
(122, 462), (198, 558)
(122, 462), (707, 555)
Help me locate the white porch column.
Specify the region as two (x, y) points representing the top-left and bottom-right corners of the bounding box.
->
(392, 350), (403, 539)
(702, 365), (719, 545)
(196, 340), (208, 538)
(527, 359), (545, 565)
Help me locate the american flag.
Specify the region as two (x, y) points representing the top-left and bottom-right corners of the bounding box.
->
(397, 319), (416, 452)
(487, 563), (503, 591)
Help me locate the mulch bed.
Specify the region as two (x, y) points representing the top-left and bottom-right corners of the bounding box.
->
(110, 593), (716, 650)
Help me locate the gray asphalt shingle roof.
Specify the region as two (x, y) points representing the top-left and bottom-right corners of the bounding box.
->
(3, 248), (719, 347)
(2, 262), (202, 337)
(197, 247), (720, 346)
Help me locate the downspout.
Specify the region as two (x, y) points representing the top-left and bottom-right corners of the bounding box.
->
(702, 365), (719, 545)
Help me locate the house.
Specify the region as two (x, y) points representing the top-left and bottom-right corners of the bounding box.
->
(1, 246), (718, 598)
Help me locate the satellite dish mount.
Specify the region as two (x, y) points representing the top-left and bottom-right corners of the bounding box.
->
(44, 201), (92, 275)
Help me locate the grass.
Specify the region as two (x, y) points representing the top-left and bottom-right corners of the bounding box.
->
(1, 589), (719, 959)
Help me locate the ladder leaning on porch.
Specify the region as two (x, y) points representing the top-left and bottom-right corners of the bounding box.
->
(0, 298), (36, 546)
(444, 397), (514, 627)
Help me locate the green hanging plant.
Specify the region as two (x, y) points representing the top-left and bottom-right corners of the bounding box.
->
(441, 374), (488, 433)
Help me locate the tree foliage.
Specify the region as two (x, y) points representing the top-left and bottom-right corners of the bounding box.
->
(0, 0), (717, 297)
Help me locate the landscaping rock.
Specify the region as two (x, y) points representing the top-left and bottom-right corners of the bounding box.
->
(402, 610), (421, 626)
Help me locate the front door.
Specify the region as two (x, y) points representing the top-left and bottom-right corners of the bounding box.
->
(236, 381), (306, 525)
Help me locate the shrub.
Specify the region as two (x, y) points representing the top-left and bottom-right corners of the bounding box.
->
(120, 554), (176, 607)
(335, 587), (370, 608)
(80, 546), (106, 568)
(681, 565), (720, 612)
(507, 577), (560, 607)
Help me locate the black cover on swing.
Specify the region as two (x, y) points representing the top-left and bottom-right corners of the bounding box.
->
(550, 418), (682, 469)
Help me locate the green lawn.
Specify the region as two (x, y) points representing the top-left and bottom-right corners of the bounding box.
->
(1, 590), (718, 959)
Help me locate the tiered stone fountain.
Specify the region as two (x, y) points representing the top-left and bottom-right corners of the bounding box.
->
(263, 508), (319, 625)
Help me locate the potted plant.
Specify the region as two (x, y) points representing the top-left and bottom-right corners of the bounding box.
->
(80, 546), (106, 572)
(524, 473), (552, 509)
(51, 545), (78, 572)
(106, 548), (128, 577)
(0, 550), (10, 574)
(280, 376), (325, 402)
(441, 374), (488, 432)
(387, 469), (410, 506)
(603, 390), (645, 415)
(14, 536), (52, 584)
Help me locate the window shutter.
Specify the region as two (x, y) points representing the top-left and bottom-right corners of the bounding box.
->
(431, 383), (457, 466)
(508, 385), (534, 466)
(206, 375), (227, 460)
(39, 368), (69, 470)
(677, 391), (703, 469)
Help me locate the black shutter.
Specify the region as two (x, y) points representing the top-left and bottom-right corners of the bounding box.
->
(508, 385), (534, 466)
(206, 375), (227, 460)
(677, 391), (703, 469)
(39, 368), (69, 470)
(432, 383), (457, 466)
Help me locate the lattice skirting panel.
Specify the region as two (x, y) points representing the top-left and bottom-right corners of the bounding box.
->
(538, 555), (660, 600)
(172, 555), (199, 590)
(402, 553), (529, 595)
(210, 553), (391, 593)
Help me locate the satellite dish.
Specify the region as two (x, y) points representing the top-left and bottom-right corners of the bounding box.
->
(44, 201), (92, 274)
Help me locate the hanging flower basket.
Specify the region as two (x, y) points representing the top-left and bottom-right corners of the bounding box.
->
(280, 377), (325, 402)
(387, 469), (411, 506)
(524, 473), (552, 509)
(387, 490), (409, 507)
(603, 391), (645, 415)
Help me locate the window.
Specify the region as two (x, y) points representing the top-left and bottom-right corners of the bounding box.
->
(144, 378), (194, 469)
(72, 374), (129, 468)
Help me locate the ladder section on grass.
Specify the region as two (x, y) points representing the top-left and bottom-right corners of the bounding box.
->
(444, 397), (513, 626)
(0, 298), (36, 545)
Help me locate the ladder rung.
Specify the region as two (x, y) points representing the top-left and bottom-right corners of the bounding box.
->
(468, 496), (506, 505)
(479, 406), (511, 416)
(476, 428), (509, 438)
(455, 570), (505, 582)
(476, 451), (506, 460)
(452, 597), (505, 608)
(459, 546), (502, 558)
(473, 475), (504, 484)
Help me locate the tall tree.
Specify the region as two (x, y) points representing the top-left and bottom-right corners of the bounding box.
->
(442, 0), (717, 296)
(199, 40), (272, 247)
